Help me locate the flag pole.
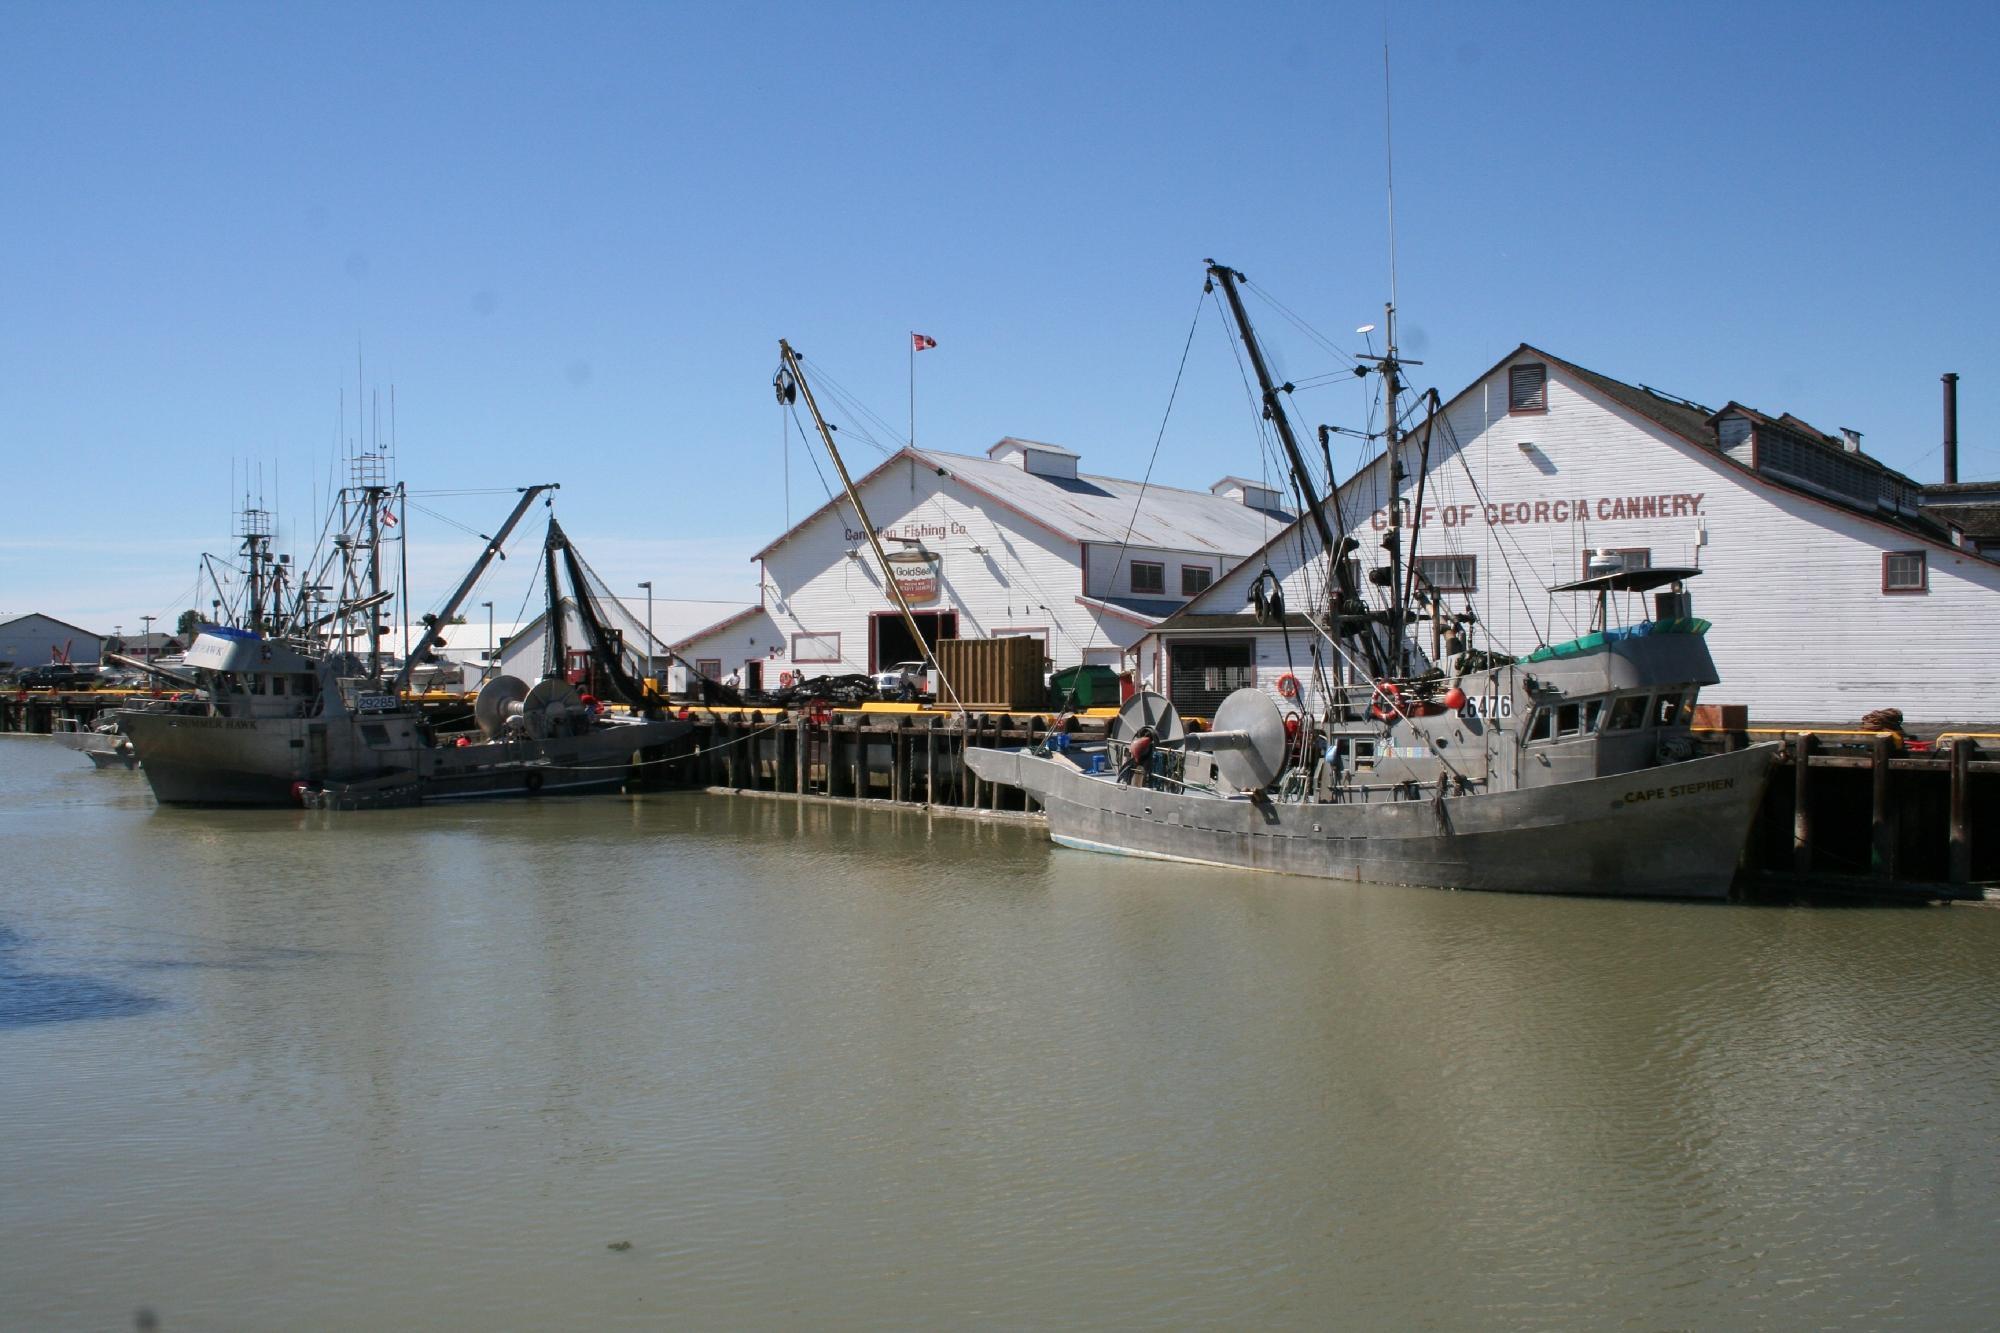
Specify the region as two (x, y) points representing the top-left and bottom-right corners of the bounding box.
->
(909, 332), (916, 446)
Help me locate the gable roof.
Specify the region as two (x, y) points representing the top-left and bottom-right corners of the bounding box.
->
(0, 612), (101, 639)
(753, 442), (1293, 562)
(671, 603), (766, 651)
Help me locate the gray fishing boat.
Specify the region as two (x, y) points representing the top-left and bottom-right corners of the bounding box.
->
(119, 482), (689, 808)
(963, 263), (1776, 899)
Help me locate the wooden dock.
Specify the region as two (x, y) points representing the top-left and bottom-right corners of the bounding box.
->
(7, 689), (1991, 901)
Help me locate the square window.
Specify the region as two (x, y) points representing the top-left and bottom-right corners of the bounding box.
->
(1415, 554), (1476, 592)
(1509, 363), (1547, 413)
(1131, 561), (1165, 595)
(790, 633), (840, 663)
(1884, 550), (1927, 594)
(696, 658), (723, 680)
(1584, 548), (1651, 577)
(1607, 696), (1647, 731)
(1181, 565), (1212, 596)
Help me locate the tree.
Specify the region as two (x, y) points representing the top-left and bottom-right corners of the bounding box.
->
(176, 609), (200, 638)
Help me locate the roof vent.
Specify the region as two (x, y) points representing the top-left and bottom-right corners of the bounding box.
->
(1210, 476), (1283, 510)
(988, 437), (1079, 479)
(1840, 427), (1863, 453)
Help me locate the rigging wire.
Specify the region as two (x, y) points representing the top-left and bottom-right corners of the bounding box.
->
(1065, 284), (1209, 691)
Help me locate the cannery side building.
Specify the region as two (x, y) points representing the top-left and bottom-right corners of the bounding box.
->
(1137, 347), (2000, 725)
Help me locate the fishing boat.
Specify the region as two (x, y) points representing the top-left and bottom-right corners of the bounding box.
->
(118, 482), (690, 807)
(963, 262), (1778, 899)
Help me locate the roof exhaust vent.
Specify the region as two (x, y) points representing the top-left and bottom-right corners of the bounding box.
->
(1839, 427), (1863, 453)
(1944, 372), (1960, 484)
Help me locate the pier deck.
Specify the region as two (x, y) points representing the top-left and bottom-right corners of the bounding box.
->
(8, 689), (1993, 901)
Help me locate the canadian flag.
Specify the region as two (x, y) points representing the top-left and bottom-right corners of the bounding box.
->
(911, 332), (937, 351)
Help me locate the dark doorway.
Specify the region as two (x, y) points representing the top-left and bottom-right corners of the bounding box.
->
(1166, 639), (1254, 718)
(743, 660), (763, 694)
(871, 611), (958, 672)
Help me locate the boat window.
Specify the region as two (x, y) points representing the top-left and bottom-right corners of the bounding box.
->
(270, 676), (286, 696)
(1655, 692), (1686, 727)
(1607, 695), (1648, 731)
(1582, 699), (1604, 732)
(360, 724), (391, 748)
(1527, 708), (1552, 743)
(1556, 702), (1582, 736)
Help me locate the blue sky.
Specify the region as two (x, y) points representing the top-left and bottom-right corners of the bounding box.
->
(4, 1), (1997, 637)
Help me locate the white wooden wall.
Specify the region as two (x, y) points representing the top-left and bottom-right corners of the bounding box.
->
(1170, 355), (2000, 724)
(682, 458), (1124, 677)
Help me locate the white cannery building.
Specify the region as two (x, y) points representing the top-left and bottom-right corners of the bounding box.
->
(672, 438), (1291, 693)
(1137, 346), (2000, 725)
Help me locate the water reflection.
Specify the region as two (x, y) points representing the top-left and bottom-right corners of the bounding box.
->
(0, 923), (163, 1028)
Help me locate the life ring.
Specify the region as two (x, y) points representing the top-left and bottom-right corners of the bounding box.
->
(523, 771), (544, 795)
(779, 670), (795, 688)
(1370, 679), (1402, 721)
(1276, 673), (1301, 700)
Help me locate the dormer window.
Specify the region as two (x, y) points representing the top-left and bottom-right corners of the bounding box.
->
(1509, 363), (1547, 414)
(1131, 561), (1165, 595)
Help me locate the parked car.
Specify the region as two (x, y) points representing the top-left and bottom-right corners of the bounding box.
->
(872, 660), (929, 701)
(16, 663), (98, 690)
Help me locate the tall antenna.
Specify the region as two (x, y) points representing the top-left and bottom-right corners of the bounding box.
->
(1382, 32), (1399, 314)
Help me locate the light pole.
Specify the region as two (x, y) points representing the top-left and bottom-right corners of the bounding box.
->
(482, 601), (495, 684)
(637, 581), (654, 685)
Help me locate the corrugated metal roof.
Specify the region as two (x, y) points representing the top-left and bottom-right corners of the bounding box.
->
(933, 447), (1292, 553)
(754, 443), (1295, 561)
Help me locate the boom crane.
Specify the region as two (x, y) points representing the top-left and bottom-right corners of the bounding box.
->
(1206, 261), (1387, 682)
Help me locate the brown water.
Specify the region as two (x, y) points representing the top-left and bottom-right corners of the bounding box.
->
(2, 736), (1996, 1329)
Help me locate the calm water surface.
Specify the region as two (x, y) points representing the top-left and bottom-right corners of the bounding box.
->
(2, 736), (1996, 1329)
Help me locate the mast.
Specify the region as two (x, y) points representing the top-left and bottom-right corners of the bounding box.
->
(1206, 262), (1384, 680)
(1381, 302), (1405, 678)
(775, 339), (965, 715)
(1353, 301), (1424, 680)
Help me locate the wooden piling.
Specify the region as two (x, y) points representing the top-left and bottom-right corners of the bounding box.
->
(925, 716), (938, 806)
(1950, 737), (1973, 885)
(794, 716), (809, 794)
(1870, 733), (1896, 879)
(892, 717), (909, 804)
(1792, 731), (1815, 874)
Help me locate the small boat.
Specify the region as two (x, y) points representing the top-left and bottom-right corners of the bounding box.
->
(51, 715), (136, 769)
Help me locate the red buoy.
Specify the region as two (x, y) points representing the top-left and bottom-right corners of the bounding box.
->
(1443, 687), (1467, 711)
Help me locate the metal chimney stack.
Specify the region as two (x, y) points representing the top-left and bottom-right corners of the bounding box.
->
(1943, 372), (1960, 484)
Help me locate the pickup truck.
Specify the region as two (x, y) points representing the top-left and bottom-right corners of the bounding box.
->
(16, 664), (98, 690)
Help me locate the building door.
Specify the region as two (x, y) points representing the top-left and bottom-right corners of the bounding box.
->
(743, 660), (763, 694)
(1166, 640), (1254, 718)
(870, 611), (958, 672)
